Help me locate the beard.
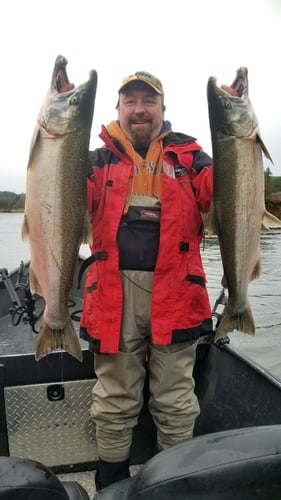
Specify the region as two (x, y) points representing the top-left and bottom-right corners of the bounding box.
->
(129, 124), (153, 149)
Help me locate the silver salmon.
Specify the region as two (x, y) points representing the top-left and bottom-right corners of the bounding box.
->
(207, 67), (281, 341)
(22, 55), (97, 361)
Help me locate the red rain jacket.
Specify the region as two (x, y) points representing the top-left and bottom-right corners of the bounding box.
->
(80, 125), (213, 353)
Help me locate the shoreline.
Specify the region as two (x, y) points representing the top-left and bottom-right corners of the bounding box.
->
(1, 201), (281, 219)
(265, 200), (281, 220)
(0, 210), (24, 213)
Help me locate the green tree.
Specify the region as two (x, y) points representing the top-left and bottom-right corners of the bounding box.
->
(264, 166), (272, 196)
(0, 191), (25, 211)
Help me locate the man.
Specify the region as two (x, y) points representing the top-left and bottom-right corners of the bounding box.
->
(80, 71), (213, 490)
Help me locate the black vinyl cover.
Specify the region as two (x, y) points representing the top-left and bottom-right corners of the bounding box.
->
(95, 425), (281, 499)
(0, 457), (90, 500)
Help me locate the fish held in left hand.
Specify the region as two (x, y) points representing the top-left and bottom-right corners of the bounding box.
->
(207, 67), (281, 342)
(22, 55), (97, 361)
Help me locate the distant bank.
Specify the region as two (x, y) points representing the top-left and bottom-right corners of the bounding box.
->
(0, 191), (25, 212)
(1, 204), (281, 220)
(1, 192), (281, 219)
(0, 209), (24, 213)
(266, 192), (281, 219)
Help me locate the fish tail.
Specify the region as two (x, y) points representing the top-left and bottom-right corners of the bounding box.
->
(35, 317), (83, 362)
(214, 302), (255, 342)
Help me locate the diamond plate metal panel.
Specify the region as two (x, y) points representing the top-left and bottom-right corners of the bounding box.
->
(4, 379), (98, 467)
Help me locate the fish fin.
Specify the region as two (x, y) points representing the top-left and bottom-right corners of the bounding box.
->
(221, 275), (228, 288)
(35, 317), (83, 362)
(201, 211), (216, 237)
(214, 302), (255, 341)
(207, 227), (216, 237)
(250, 253), (262, 281)
(262, 209), (281, 230)
(206, 202), (219, 236)
(27, 126), (41, 169)
(21, 214), (29, 240)
(256, 133), (273, 163)
(28, 266), (43, 296)
(81, 211), (93, 245)
(207, 216), (217, 237)
(201, 212), (210, 232)
(220, 261), (261, 287)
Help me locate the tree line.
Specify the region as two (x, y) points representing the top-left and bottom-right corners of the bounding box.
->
(264, 168), (281, 196)
(1, 170), (281, 212)
(0, 192), (25, 211)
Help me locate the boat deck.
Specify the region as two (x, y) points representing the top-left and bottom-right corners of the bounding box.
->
(2, 261), (281, 497)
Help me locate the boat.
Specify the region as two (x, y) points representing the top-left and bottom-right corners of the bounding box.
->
(1, 258), (281, 499)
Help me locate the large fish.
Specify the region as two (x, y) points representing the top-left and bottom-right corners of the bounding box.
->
(207, 67), (281, 341)
(22, 55), (97, 361)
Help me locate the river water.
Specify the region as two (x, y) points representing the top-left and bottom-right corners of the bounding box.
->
(1, 212), (281, 380)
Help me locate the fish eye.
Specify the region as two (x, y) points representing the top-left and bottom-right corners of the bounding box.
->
(224, 99), (232, 109)
(70, 94), (80, 105)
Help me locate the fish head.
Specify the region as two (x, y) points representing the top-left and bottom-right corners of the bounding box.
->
(38, 55), (98, 137)
(207, 67), (259, 140)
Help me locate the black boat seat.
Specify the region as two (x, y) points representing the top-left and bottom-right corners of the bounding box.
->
(63, 481), (90, 500)
(94, 425), (281, 499)
(0, 457), (90, 500)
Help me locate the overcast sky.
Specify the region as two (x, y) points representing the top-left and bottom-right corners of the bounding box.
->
(1, 0), (280, 193)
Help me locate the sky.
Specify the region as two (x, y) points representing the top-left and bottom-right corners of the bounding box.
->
(1, 0), (281, 193)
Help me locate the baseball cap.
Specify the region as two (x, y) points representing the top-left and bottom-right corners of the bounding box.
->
(119, 71), (164, 95)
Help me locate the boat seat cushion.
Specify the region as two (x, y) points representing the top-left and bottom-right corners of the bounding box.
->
(0, 457), (89, 500)
(95, 425), (281, 499)
(62, 481), (90, 500)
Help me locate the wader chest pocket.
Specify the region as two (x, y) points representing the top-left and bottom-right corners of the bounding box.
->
(117, 205), (161, 271)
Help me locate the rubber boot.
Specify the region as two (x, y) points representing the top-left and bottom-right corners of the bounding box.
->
(95, 458), (130, 491)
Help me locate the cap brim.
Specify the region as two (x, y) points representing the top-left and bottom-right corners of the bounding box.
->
(119, 76), (163, 95)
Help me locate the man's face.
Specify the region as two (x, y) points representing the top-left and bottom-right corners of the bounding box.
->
(118, 84), (164, 148)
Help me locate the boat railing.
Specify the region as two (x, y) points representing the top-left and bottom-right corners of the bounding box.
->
(0, 262), (40, 332)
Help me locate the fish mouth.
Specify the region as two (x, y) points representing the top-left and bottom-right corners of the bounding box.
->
(56, 69), (74, 93)
(222, 67), (248, 98)
(208, 67), (248, 99)
(52, 55), (75, 93)
(51, 56), (98, 99)
(207, 67), (255, 139)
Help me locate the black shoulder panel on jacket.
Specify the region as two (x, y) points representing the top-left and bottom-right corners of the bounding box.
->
(192, 150), (213, 173)
(88, 148), (120, 176)
(163, 132), (197, 147)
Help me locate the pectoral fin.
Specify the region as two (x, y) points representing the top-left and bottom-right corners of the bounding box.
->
(27, 126), (41, 169)
(81, 211), (93, 245)
(257, 133), (273, 163)
(22, 214), (29, 240)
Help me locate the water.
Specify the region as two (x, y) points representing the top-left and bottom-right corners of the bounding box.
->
(202, 230), (281, 381)
(0, 213), (30, 271)
(1, 213), (281, 380)
(0, 212), (90, 271)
